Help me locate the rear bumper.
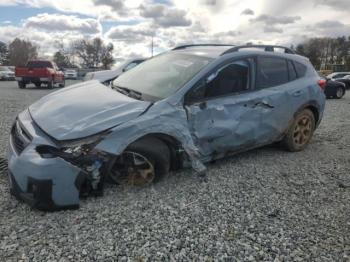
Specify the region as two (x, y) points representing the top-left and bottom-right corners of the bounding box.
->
(16, 76), (51, 83)
(65, 75), (77, 79)
(0, 75), (15, 80)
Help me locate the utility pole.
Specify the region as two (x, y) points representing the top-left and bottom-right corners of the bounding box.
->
(151, 36), (154, 57)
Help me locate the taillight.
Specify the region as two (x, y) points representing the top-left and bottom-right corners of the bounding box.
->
(317, 79), (327, 91)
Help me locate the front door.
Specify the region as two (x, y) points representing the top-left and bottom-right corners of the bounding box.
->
(185, 59), (267, 160)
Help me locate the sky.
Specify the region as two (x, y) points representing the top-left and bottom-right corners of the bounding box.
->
(0, 0), (349, 62)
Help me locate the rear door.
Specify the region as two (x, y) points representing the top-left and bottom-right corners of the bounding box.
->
(253, 56), (303, 144)
(185, 58), (267, 159)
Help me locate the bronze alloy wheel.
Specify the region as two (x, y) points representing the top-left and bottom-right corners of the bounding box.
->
(293, 115), (313, 147)
(282, 109), (316, 152)
(110, 151), (155, 186)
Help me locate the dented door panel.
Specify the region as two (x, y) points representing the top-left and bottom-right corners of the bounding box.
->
(186, 91), (264, 158)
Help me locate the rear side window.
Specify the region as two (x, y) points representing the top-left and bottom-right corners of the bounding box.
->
(27, 61), (53, 68)
(287, 60), (297, 81)
(257, 57), (288, 88)
(293, 62), (307, 78)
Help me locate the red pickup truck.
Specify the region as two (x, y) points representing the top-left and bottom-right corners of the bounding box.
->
(15, 60), (65, 89)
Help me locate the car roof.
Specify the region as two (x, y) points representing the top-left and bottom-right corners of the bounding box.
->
(170, 45), (308, 62)
(172, 46), (234, 58)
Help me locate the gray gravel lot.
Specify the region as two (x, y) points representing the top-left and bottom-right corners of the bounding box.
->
(0, 80), (349, 261)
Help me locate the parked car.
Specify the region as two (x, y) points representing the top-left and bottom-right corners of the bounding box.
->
(324, 78), (346, 99)
(327, 72), (350, 80)
(335, 75), (350, 89)
(84, 58), (145, 85)
(64, 69), (78, 80)
(7, 44), (326, 210)
(0, 66), (15, 80)
(15, 60), (65, 89)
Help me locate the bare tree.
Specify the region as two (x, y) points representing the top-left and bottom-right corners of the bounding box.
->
(8, 38), (38, 66)
(0, 41), (9, 65)
(297, 36), (350, 70)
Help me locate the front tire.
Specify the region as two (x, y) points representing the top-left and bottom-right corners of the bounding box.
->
(18, 81), (26, 89)
(282, 109), (316, 152)
(108, 137), (170, 186)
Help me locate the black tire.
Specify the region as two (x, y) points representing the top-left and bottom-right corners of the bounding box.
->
(35, 82), (41, 88)
(47, 79), (54, 89)
(282, 109), (316, 152)
(59, 79), (65, 88)
(335, 87), (345, 99)
(18, 81), (26, 89)
(109, 137), (170, 185)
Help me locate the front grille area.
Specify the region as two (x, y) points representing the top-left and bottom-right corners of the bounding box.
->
(11, 121), (32, 155)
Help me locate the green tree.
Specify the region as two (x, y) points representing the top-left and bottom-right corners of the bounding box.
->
(53, 51), (73, 68)
(72, 37), (115, 69)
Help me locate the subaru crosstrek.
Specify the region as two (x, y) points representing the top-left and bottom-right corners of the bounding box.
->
(7, 44), (326, 210)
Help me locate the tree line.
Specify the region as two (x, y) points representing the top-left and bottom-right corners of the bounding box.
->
(2, 36), (350, 71)
(0, 37), (115, 69)
(296, 36), (350, 71)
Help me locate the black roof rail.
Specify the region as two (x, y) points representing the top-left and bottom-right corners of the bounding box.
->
(173, 44), (235, 50)
(221, 45), (296, 55)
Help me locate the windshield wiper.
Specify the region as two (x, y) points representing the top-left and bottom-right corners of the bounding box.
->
(114, 86), (143, 100)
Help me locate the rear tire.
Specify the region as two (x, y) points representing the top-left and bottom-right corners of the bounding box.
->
(18, 82), (26, 89)
(282, 109), (316, 152)
(108, 137), (170, 185)
(335, 87), (345, 99)
(47, 80), (54, 89)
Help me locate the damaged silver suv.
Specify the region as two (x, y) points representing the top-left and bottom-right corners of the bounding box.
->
(7, 44), (326, 210)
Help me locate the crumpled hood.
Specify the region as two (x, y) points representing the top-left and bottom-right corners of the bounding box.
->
(29, 80), (151, 141)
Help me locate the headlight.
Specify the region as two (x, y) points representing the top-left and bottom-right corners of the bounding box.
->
(37, 131), (110, 160)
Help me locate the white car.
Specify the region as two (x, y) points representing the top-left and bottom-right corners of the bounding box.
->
(0, 66), (15, 80)
(327, 72), (350, 80)
(64, 69), (78, 80)
(84, 59), (145, 85)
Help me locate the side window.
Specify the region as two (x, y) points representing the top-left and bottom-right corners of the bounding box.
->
(257, 57), (288, 88)
(293, 61), (307, 78)
(204, 60), (250, 98)
(287, 60), (297, 81)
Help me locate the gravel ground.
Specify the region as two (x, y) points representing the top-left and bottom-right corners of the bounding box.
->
(0, 80), (349, 261)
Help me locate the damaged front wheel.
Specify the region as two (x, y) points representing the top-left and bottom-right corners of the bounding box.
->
(108, 137), (170, 186)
